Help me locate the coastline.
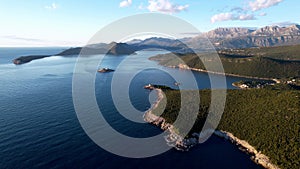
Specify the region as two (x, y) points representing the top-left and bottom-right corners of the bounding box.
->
(214, 131), (280, 169)
(231, 82), (244, 89)
(143, 88), (280, 169)
(143, 89), (198, 151)
(165, 63), (280, 83)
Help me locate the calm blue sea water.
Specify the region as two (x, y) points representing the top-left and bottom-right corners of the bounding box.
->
(0, 48), (262, 169)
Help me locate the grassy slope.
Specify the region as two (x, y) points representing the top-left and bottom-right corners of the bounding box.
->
(156, 88), (299, 169)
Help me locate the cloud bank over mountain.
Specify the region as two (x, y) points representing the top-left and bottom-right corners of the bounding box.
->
(211, 0), (284, 23)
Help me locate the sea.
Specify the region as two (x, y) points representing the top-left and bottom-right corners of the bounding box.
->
(0, 47), (262, 169)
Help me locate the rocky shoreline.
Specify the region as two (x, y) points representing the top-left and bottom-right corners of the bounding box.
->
(143, 89), (198, 151)
(214, 131), (280, 169)
(143, 88), (280, 169)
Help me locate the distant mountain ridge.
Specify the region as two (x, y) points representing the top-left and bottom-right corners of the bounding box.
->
(13, 24), (300, 65)
(205, 27), (255, 39)
(129, 37), (190, 52)
(205, 24), (300, 38)
(130, 24), (300, 49)
(187, 24), (300, 49)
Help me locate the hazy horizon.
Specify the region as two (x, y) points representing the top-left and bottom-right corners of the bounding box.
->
(0, 0), (299, 47)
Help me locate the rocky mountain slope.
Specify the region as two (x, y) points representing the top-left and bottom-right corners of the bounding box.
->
(130, 24), (300, 50)
(129, 37), (190, 52)
(188, 24), (300, 49)
(13, 24), (300, 65)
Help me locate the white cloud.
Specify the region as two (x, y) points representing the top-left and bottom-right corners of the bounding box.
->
(249, 0), (283, 11)
(259, 12), (267, 16)
(119, 0), (132, 8)
(230, 7), (245, 13)
(211, 13), (233, 23)
(211, 13), (255, 23)
(271, 21), (298, 27)
(138, 3), (144, 9)
(238, 14), (255, 20)
(210, 0), (283, 23)
(147, 0), (189, 14)
(45, 3), (58, 10)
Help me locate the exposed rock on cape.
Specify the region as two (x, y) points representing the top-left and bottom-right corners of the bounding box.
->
(144, 88), (280, 169)
(215, 131), (280, 169)
(143, 89), (199, 151)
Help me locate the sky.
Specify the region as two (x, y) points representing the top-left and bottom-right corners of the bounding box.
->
(0, 0), (299, 47)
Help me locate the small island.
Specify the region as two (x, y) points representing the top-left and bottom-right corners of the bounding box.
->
(13, 55), (51, 65)
(97, 68), (114, 73)
(144, 84), (154, 90)
(144, 84), (174, 90)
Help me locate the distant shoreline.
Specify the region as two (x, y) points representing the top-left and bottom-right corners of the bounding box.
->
(144, 88), (280, 169)
(165, 64), (279, 83)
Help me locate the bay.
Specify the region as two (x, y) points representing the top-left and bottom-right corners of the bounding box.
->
(0, 48), (262, 169)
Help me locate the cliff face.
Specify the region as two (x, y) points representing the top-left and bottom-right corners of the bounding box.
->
(206, 27), (254, 39)
(252, 25), (300, 36)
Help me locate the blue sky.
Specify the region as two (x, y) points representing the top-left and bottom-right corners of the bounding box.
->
(0, 0), (299, 47)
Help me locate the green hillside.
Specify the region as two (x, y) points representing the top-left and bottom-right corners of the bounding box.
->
(153, 88), (300, 169)
(150, 45), (300, 79)
(221, 45), (300, 61)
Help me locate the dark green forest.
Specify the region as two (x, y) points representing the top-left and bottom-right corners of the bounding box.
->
(150, 45), (300, 78)
(152, 88), (299, 169)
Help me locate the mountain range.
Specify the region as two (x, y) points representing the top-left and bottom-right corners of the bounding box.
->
(13, 24), (300, 64)
(129, 24), (300, 50)
(203, 24), (300, 48)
